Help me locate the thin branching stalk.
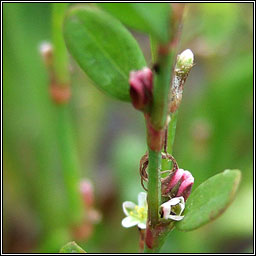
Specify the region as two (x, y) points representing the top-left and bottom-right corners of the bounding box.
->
(51, 3), (83, 225)
(52, 3), (70, 86)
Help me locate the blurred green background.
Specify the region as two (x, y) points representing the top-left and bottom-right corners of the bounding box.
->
(3, 3), (253, 253)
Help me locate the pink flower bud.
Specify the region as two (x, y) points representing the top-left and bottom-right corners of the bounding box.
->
(80, 179), (94, 208)
(167, 168), (184, 191)
(163, 168), (194, 201)
(129, 67), (153, 111)
(177, 173), (194, 201)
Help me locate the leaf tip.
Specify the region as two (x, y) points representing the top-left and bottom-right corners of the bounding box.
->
(59, 241), (86, 253)
(175, 169), (242, 232)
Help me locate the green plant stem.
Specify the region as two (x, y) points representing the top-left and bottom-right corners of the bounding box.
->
(55, 106), (83, 223)
(52, 3), (83, 224)
(145, 3), (185, 249)
(144, 244), (160, 253)
(151, 51), (174, 130)
(146, 42), (175, 232)
(167, 111), (178, 155)
(150, 36), (157, 63)
(144, 223), (175, 253)
(52, 3), (70, 86)
(146, 48), (174, 223)
(144, 45), (175, 252)
(147, 149), (161, 225)
(162, 111), (178, 170)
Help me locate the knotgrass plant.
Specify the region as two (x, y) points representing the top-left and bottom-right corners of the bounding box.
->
(42, 3), (241, 253)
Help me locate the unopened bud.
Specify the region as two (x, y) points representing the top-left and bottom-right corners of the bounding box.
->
(169, 49), (194, 113)
(80, 179), (94, 208)
(177, 172), (194, 201)
(39, 42), (53, 67)
(129, 67), (153, 111)
(50, 83), (71, 104)
(176, 49), (194, 73)
(162, 168), (194, 201)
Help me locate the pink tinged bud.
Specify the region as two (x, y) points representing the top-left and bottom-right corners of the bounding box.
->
(164, 169), (194, 201)
(39, 42), (52, 57)
(39, 41), (53, 67)
(177, 172), (194, 201)
(140, 67), (153, 91)
(80, 179), (94, 208)
(167, 168), (185, 191)
(129, 67), (153, 111)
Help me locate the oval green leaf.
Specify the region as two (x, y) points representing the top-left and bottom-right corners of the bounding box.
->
(64, 6), (146, 101)
(176, 169), (241, 231)
(97, 3), (172, 43)
(59, 241), (86, 253)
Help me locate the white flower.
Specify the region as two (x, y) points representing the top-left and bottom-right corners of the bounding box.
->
(121, 192), (147, 229)
(160, 196), (185, 221)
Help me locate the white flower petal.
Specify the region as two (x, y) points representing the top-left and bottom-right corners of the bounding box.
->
(177, 196), (185, 205)
(176, 196), (185, 214)
(161, 203), (171, 219)
(160, 197), (186, 221)
(138, 192), (147, 207)
(168, 197), (181, 206)
(138, 222), (147, 229)
(122, 201), (136, 216)
(168, 215), (184, 221)
(121, 216), (139, 228)
(179, 203), (185, 214)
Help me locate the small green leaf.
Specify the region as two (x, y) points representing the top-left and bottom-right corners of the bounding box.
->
(97, 3), (171, 43)
(64, 6), (146, 101)
(176, 169), (241, 231)
(59, 241), (86, 253)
